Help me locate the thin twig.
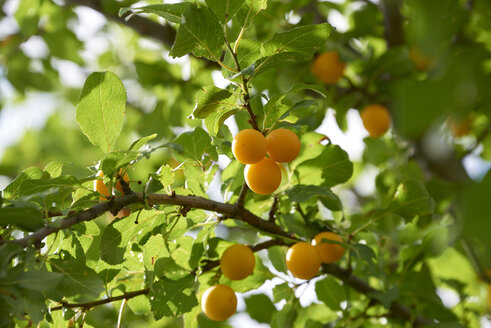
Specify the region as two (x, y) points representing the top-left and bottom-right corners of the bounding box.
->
(236, 182), (249, 208)
(50, 288), (150, 311)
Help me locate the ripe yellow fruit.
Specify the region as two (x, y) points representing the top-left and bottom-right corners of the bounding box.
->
(220, 244), (255, 280)
(94, 170), (110, 201)
(244, 157), (282, 195)
(311, 51), (346, 84)
(448, 116), (472, 137)
(232, 129), (267, 164)
(312, 231), (345, 264)
(115, 169), (130, 195)
(286, 242), (321, 280)
(266, 128), (301, 163)
(201, 284), (237, 321)
(360, 104), (391, 137)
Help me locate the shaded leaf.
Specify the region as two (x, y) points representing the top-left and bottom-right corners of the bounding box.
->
(297, 145), (353, 187)
(205, 0), (246, 23)
(244, 294), (275, 323)
(170, 5), (223, 61)
(286, 185), (342, 211)
(389, 180), (435, 220)
(193, 86), (234, 119)
(0, 205), (43, 231)
(174, 127), (218, 162)
(315, 276), (345, 310)
(150, 275), (198, 319)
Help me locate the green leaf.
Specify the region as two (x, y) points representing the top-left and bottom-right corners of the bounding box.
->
(225, 258), (274, 293)
(278, 213), (317, 239)
(295, 304), (338, 328)
(255, 24), (332, 76)
(119, 3), (190, 24)
(49, 258), (105, 302)
(234, 0), (268, 29)
(268, 246), (287, 273)
(99, 222), (126, 265)
(183, 163), (207, 197)
(271, 303), (297, 328)
(223, 39), (261, 80)
(315, 276), (345, 310)
(44, 29), (84, 65)
(0, 205), (43, 231)
(17, 269), (63, 292)
(204, 107), (240, 136)
(100, 151), (139, 176)
(205, 0), (246, 23)
(422, 227), (449, 258)
(193, 86), (234, 119)
(174, 127), (218, 162)
(297, 145), (353, 187)
(44, 161), (70, 178)
(129, 133), (157, 151)
(263, 84), (325, 128)
(273, 283), (294, 303)
(157, 164), (175, 194)
(150, 275), (198, 319)
(0, 244), (22, 278)
(170, 5), (224, 61)
(286, 185), (342, 211)
(363, 137), (395, 166)
(461, 171), (491, 259)
(368, 286), (399, 309)
(351, 243), (377, 266)
(76, 71), (127, 153)
(244, 294), (276, 323)
(389, 180), (435, 220)
(16, 176), (82, 196)
(14, 0), (41, 35)
(143, 234), (188, 281)
(99, 213), (159, 265)
(3, 167), (44, 200)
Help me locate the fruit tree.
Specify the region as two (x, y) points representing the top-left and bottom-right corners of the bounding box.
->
(1, 0), (491, 327)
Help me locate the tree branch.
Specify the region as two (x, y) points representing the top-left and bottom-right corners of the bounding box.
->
(50, 288), (149, 311)
(4, 192), (295, 248)
(379, 0), (405, 48)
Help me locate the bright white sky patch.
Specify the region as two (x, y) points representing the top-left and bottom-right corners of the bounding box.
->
(315, 108), (367, 162)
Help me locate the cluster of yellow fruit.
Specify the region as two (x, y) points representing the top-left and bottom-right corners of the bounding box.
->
(287, 231), (345, 280)
(232, 128), (301, 195)
(201, 244), (255, 321)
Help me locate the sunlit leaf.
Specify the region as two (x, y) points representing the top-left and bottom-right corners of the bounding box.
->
(76, 71), (127, 153)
